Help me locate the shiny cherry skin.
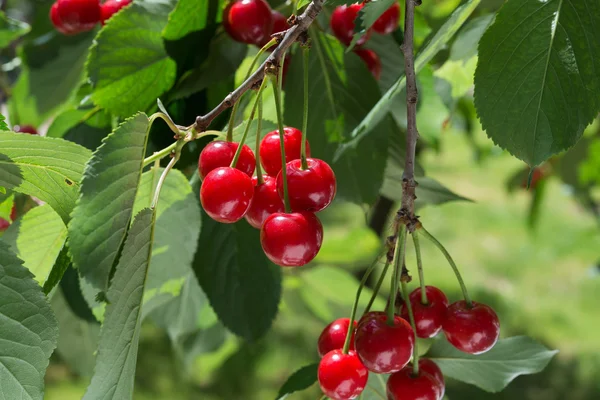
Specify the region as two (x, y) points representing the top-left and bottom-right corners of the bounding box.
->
(259, 10), (290, 48)
(400, 286), (449, 339)
(57, 0), (101, 32)
(278, 158), (336, 212)
(354, 313), (414, 374)
(418, 358), (445, 398)
(318, 350), (368, 400)
(260, 211), (323, 267)
(330, 4), (370, 46)
(358, 311), (387, 326)
(100, 0), (132, 25)
(200, 167), (254, 223)
(245, 175), (284, 229)
(387, 366), (440, 400)
(50, 3), (76, 35)
(372, 2), (400, 35)
(198, 141), (255, 179)
(442, 300), (500, 354)
(13, 125), (38, 135)
(354, 48), (382, 80)
(222, 0), (273, 46)
(318, 318), (357, 357)
(259, 127), (310, 176)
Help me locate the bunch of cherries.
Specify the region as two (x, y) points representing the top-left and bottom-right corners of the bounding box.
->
(49, 0), (131, 35)
(330, 1), (401, 80)
(198, 126), (336, 267)
(317, 285), (500, 399)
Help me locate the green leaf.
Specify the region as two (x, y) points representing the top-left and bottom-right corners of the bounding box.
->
(276, 363), (319, 400)
(0, 113), (8, 131)
(43, 244), (71, 295)
(428, 336), (558, 393)
(449, 14), (493, 61)
(285, 32), (390, 206)
(132, 168), (201, 315)
(381, 174), (470, 207)
(474, 0), (600, 166)
(0, 132), (91, 223)
(0, 241), (58, 400)
(83, 208), (156, 400)
(68, 113), (150, 291)
(0, 11), (30, 48)
(163, 0), (209, 40)
(193, 210), (281, 341)
(87, 1), (177, 116)
(2, 205), (67, 286)
(337, 0), (481, 159)
(349, 0), (396, 51)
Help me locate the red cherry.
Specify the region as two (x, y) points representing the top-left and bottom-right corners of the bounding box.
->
(245, 175), (284, 229)
(400, 286), (449, 339)
(372, 2), (400, 35)
(277, 158), (336, 212)
(198, 141), (255, 179)
(9, 204), (17, 222)
(387, 366), (440, 400)
(318, 318), (357, 357)
(100, 0), (132, 25)
(358, 311), (387, 326)
(57, 0), (101, 32)
(330, 4), (370, 46)
(50, 3), (76, 35)
(318, 350), (368, 400)
(259, 10), (290, 48)
(13, 125), (38, 135)
(442, 300), (500, 354)
(222, 0), (273, 45)
(354, 313), (414, 374)
(354, 48), (381, 80)
(418, 358), (445, 398)
(0, 217), (9, 231)
(200, 167), (254, 223)
(520, 167), (545, 189)
(260, 211), (323, 267)
(259, 127), (310, 176)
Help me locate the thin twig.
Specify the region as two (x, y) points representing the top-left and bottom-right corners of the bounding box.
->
(194, 0), (326, 133)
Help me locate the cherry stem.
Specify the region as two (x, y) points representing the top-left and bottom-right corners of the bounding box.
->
(300, 47), (309, 170)
(387, 225), (407, 325)
(341, 250), (385, 354)
(149, 112), (181, 136)
(225, 38), (278, 142)
(363, 260), (390, 316)
(255, 93), (264, 185)
(230, 78), (267, 168)
(412, 232), (428, 305)
(270, 64), (292, 213)
(419, 226), (473, 307)
(400, 280), (420, 376)
(151, 150), (179, 209)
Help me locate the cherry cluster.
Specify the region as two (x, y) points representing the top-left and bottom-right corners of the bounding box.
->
(330, 1), (401, 80)
(49, 0), (131, 35)
(317, 285), (500, 399)
(198, 127), (336, 267)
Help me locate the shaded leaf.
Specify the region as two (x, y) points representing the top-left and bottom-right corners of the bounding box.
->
(450, 14), (493, 61)
(163, 0), (209, 40)
(0, 11), (30, 48)
(349, 0), (396, 51)
(276, 363), (319, 400)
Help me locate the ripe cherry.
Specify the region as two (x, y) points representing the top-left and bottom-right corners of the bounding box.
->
(100, 0), (132, 25)
(259, 10), (290, 48)
(260, 211), (323, 267)
(278, 158), (336, 212)
(56, 0), (101, 33)
(198, 141), (255, 179)
(50, 3), (76, 35)
(13, 125), (38, 135)
(222, 0), (273, 46)
(244, 175), (284, 229)
(442, 300), (500, 354)
(418, 358), (445, 398)
(330, 4), (370, 46)
(400, 286), (449, 338)
(0, 217), (9, 231)
(200, 167), (254, 223)
(354, 48), (382, 80)
(318, 350), (368, 400)
(9, 205), (17, 222)
(372, 2), (400, 35)
(387, 366), (440, 400)
(259, 127), (310, 176)
(318, 318), (357, 357)
(354, 313), (414, 374)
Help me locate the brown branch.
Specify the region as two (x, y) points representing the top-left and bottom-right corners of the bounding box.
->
(194, 0), (326, 132)
(400, 0), (420, 225)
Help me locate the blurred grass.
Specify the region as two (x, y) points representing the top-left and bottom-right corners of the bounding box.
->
(46, 129), (600, 399)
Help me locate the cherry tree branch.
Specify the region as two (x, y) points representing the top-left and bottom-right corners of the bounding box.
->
(193, 0), (326, 132)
